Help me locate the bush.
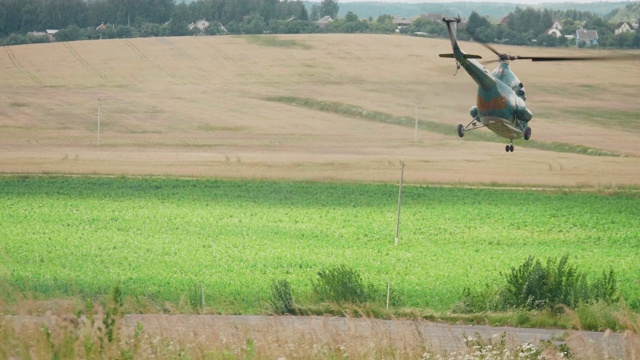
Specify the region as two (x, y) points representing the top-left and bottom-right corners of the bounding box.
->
(4, 34), (30, 46)
(454, 255), (619, 313)
(55, 25), (84, 42)
(269, 279), (295, 315)
(500, 255), (617, 310)
(312, 265), (372, 304)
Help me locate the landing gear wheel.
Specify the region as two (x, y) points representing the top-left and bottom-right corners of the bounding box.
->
(457, 124), (465, 138)
(505, 145), (510, 152)
(509, 144), (515, 152)
(505, 144), (515, 152)
(524, 126), (532, 141)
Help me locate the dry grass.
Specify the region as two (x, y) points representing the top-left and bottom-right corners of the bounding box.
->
(0, 35), (639, 186)
(2, 300), (640, 359)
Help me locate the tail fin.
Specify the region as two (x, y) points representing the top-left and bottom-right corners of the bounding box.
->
(439, 17), (482, 61)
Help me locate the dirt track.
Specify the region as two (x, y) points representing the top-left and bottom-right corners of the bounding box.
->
(6, 314), (636, 358)
(123, 315), (629, 355)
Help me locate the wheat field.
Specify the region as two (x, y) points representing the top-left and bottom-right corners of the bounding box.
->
(1, 34), (639, 186)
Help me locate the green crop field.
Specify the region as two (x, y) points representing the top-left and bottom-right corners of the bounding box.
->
(1, 176), (639, 313)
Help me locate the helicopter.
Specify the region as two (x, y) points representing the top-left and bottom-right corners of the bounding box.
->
(439, 16), (621, 152)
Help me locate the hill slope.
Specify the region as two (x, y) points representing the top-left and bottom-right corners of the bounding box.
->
(0, 34), (639, 186)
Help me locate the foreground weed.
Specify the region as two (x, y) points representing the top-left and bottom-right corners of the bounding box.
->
(453, 332), (570, 359)
(270, 279), (296, 315)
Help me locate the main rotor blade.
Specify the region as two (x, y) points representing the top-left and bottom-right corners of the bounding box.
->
(520, 54), (640, 62)
(479, 42), (501, 56)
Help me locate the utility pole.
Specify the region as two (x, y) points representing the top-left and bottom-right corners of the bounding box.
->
(414, 99), (419, 142)
(97, 98), (101, 146)
(389, 160), (405, 310)
(395, 160), (404, 246)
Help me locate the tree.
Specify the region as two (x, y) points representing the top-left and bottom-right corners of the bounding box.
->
(168, 3), (191, 36)
(297, 3), (309, 21)
(369, 14), (395, 34)
(204, 21), (222, 35)
(55, 24), (84, 42)
(609, 32), (634, 48)
(342, 15), (367, 33)
(115, 25), (136, 38)
(320, 0), (339, 19)
(309, 5), (320, 21)
(467, 11), (494, 42)
(38, 0), (89, 30)
(145, 0), (174, 24)
(260, 0), (277, 22)
(139, 22), (161, 37)
(242, 14), (266, 34)
(344, 11), (357, 23)
(507, 7), (552, 38)
(4, 33), (29, 45)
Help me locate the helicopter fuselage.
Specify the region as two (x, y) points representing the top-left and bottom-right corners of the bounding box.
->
(473, 61), (532, 140)
(440, 17), (532, 150)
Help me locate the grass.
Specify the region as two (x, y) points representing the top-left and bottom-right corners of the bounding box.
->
(1, 176), (638, 314)
(267, 96), (624, 157)
(562, 107), (640, 133)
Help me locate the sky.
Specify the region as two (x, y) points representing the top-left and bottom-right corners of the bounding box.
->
(335, 0), (631, 3)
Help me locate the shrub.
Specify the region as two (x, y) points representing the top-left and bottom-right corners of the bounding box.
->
(455, 255), (619, 313)
(312, 265), (372, 304)
(269, 279), (295, 315)
(499, 255), (618, 310)
(188, 283), (204, 312)
(55, 25), (84, 42)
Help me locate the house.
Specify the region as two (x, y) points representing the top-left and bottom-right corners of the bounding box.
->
(96, 22), (107, 31)
(392, 16), (412, 32)
(188, 19), (210, 33)
(614, 22), (635, 36)
(27, 31), (47, 38)
(497, 16), (509, 26)
(546, 20), (563, 37)
(316, 16), (333, 28)
(546, 28), (562, 38)
(576, 29), (598, 47)
(25, 29), (57, 42)
(46, 29), (58, 42)
(549, 21), (562, 31)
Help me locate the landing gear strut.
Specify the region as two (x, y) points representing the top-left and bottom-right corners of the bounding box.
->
(457, 117), (484, 138)
(505, 142), (514, 152)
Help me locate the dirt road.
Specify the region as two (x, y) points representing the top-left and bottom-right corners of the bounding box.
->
(119, 314), (632, 357)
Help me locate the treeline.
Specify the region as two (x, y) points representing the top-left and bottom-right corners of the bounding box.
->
(0, 0), (327, 37)
(458, 7), (640, 48)
(1, 0), (639, 49)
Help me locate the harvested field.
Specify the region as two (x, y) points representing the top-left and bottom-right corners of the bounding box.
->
(1, 34), (639, 186)
(2, 34), (640, 358)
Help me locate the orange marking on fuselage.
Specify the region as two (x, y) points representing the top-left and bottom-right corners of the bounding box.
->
(477, 94), (507, 112)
